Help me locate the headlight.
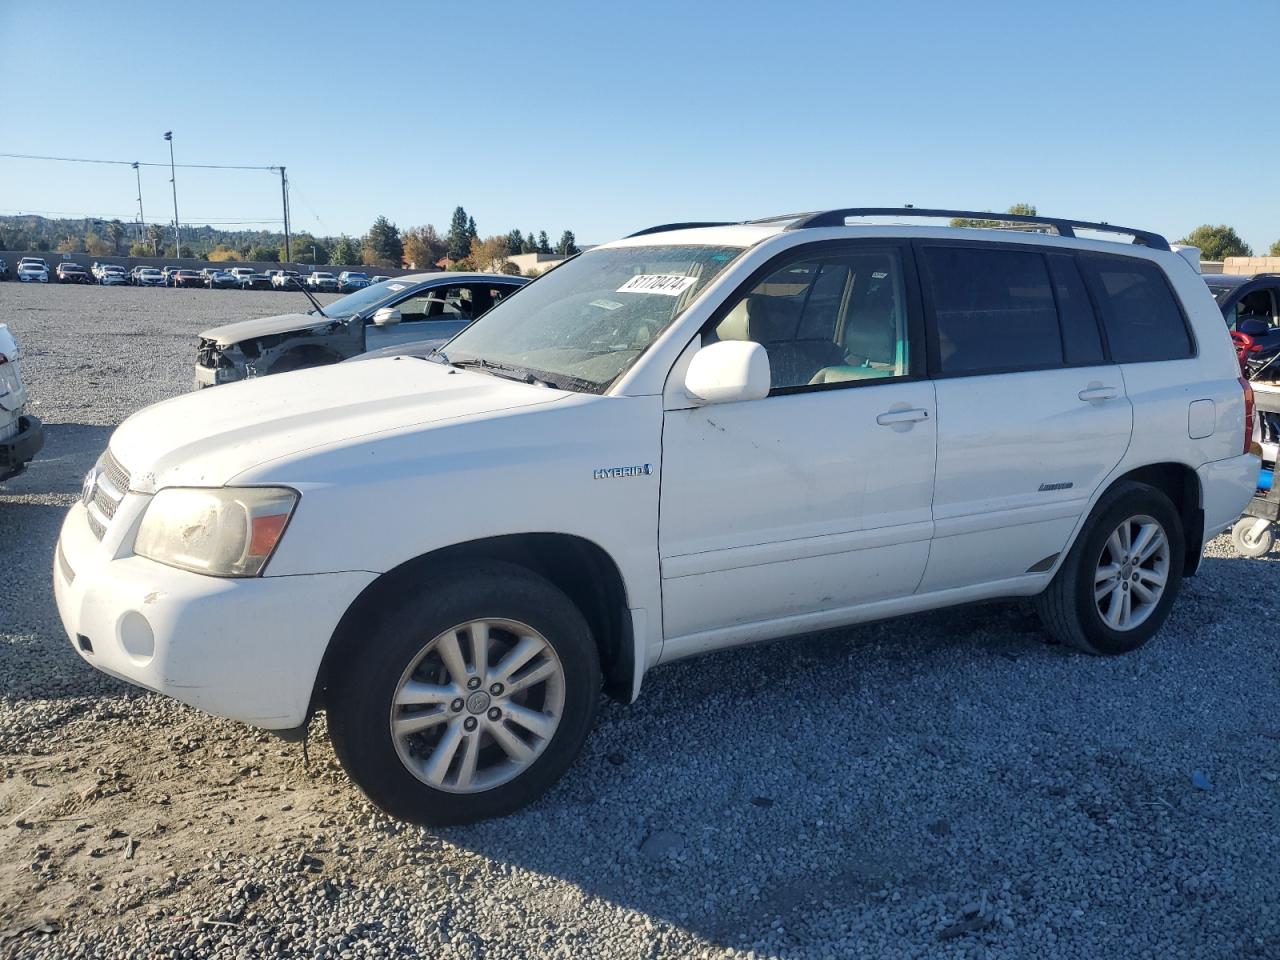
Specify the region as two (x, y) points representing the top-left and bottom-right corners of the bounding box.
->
(134, 487), (298, 577)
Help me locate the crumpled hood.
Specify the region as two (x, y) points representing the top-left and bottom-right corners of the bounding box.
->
(110, 358), (566, 492)
(199, 312), (336, 345)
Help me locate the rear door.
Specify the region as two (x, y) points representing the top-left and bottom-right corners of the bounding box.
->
(918, 242), (1133, 592)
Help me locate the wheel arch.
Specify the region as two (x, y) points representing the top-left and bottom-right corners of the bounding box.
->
(312, 533), (635, 718)
(1098, 462), (1204, 576)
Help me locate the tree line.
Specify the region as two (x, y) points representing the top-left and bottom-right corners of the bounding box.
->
(0, 207), (582, 274)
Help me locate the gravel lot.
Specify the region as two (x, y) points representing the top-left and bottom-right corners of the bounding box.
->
(1, 283), (1278, 959)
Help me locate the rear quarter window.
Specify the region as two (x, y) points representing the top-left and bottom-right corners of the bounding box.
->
(1079, 255), (1194, 363)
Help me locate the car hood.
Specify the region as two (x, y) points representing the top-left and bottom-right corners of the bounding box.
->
(109, 357), (568, 492)
(199, 312), (342, 345)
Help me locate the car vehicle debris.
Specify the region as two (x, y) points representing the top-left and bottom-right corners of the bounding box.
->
(306, 271), (339, 292)
(57, 208), (1255, 827)
(0, 324), (44, 480)
(134, 267), (166, 287)
(171, 269), (203, 288)
(338, 271), (372, 293)
(193, 272), (525, 386)
(17, 259), (49, 283)
(56, 262), (91, 284)
(271, 269), (302, 290)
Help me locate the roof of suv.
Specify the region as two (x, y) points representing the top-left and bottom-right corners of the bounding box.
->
(604, 208), (1173, 260)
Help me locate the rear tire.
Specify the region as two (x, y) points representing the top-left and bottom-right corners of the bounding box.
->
(1036, 482), (1184, 655)
(327, 561), (600, 826)
(1231, 517), (1274, 558)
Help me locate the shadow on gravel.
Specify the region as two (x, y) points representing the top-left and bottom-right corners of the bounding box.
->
(423, 567), (1277, 956)
(1, 422), (123, 702)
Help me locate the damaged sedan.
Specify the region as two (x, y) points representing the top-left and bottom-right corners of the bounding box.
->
(193, 272), (527, 387)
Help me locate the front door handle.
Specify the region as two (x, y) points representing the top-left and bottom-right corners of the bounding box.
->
(1078, 385), (1120, 403)
(876, 407), (930, 426)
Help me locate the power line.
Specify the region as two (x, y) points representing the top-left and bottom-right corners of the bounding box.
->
(1, 208), (284, 224)
(0, 151), (279, 171)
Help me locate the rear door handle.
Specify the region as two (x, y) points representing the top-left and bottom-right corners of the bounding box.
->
(876, 408), (930, 426)
(1078, 386), (1120, 403)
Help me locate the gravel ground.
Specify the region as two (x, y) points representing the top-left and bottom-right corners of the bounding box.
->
(1, 283), (1278, 959)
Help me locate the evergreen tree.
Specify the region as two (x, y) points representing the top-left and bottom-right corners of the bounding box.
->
(506, 229), (524, 256)
(523, 231), (536, 254)
(362, 216), (403, 266)
(556, 230), (579, 256)
(466, 216), (478, 242)
(446, 206), (471, 260)
(537, 231), (552, 254)
(331, 235), (362, 265)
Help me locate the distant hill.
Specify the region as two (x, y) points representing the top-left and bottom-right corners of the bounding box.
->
(0, 214), (335, 263)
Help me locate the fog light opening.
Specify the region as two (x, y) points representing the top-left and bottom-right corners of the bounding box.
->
(118, 611), (155, 664)
(77, 634), (93, 654)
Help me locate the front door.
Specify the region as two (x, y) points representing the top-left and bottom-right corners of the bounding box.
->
(658, 242), (937, 655)
(365, 282), (519, 350)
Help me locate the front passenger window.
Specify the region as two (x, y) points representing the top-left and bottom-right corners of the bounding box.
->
(712, 249), (912, 391)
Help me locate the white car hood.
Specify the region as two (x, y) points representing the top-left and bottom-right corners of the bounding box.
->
(198, 312), (330, 344)
(110, 358), (567, 492)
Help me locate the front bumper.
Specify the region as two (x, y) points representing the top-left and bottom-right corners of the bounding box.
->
(53, 500), (376, 729)
(0, 414), (43, 478)
(1198, 453), (1260, 542)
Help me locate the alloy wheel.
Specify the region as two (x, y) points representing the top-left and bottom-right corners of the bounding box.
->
(390, 618), (565, 794)
(1093, 514), (1170, 631)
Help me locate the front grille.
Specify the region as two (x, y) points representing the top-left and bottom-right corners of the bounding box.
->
(86, 450), (131, 541)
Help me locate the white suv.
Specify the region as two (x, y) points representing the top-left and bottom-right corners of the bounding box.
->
(54, 208), (1257, 825)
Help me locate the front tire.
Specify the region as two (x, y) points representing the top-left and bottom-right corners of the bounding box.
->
(1036, 482), (1184, 655)
(327, 562), (601, 826)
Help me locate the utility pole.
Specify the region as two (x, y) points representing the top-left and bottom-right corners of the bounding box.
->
(164, 131), (180, 257)
(279, 166), (291, 264)
(132, 162), (146, 243)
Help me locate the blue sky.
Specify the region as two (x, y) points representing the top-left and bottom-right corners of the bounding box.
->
(2, 0), (1276, 249)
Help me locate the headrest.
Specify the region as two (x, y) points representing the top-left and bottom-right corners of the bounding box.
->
(716, 298), (756, 341)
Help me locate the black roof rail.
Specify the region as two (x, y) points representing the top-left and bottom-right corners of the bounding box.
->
(749, 207), (1171, 251)
(625, 221), (737, 238)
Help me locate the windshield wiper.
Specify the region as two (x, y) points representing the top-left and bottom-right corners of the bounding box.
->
(451, 357), (551, 387)
(287, 276), (328, 318)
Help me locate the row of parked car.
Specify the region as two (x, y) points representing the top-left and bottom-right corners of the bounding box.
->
(0, 257), (386, 292)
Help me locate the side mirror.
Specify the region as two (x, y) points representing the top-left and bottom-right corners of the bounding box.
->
(1238, 317), (1269, 337)
(684, 340), (771, 404)
(372, 307), (402, 327)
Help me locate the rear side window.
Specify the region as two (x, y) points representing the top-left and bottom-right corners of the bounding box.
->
(922, 246), (1061, 374)
(1080, 255), (1193, 362)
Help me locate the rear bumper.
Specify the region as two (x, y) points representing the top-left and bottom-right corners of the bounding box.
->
(0, 414), (43, 478)
(1198, 453), (1259, 543)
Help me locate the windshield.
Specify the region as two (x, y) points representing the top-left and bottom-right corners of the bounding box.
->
(445, 244), (744, 392)
(311, 278), (412, 317)
(1205, 281), (1237, 305)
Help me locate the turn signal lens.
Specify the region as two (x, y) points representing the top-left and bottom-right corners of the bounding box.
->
(1241, 377), (1255, 455)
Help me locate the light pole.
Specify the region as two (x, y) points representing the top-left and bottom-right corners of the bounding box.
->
(164, 131), (180, 258)
(132, 162), (146, 243)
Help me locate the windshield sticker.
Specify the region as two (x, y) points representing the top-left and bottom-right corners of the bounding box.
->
(589, 298), (625, 311)
(617, 274), (698, 296)
(387, 283), (406, 292)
